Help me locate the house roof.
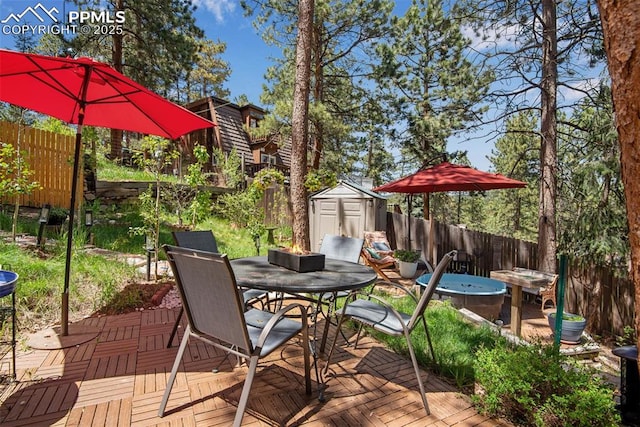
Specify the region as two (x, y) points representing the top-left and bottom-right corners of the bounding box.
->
(185, 96), (291, 168)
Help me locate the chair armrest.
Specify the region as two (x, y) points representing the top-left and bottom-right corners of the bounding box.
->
(344, 293), (412, 335)
(255, 303), (308, 348)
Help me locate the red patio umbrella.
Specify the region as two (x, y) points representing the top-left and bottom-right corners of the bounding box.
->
(0, 49), (215, 336)
(374, 162), (526, 261)
(374, 161), (527, 193)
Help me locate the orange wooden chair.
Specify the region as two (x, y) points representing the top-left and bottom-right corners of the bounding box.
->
(362, 231), (397, 280)
(540, 274), (559, 310)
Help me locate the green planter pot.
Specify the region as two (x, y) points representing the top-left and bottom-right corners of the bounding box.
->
(547, 312), (586, 344)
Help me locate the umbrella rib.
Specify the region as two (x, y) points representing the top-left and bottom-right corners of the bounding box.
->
(92, 68), (179, 138)
(21, 59), (84, 119)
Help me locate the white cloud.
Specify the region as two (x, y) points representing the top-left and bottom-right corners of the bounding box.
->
(560, 77), (602, 104)
(462, 23), (520, 52)
(192, 0), (235, 23)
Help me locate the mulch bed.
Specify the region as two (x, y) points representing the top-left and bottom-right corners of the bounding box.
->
(92, 280), (174, 316)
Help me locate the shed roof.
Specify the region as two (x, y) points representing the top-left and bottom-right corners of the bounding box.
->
(311, 180), (387, 200)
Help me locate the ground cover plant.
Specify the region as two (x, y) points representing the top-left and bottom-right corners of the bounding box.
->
(473, 340), (620, 426)
(0, 238), (138, 335)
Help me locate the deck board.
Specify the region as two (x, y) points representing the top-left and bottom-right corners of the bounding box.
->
(0, 306), (513, 426)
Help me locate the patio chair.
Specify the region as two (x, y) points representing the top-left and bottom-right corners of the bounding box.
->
(167, 230), (267, 348)
(362, 231), (397, 281)
(319, 234), (364, 265)
(361, 248), (396, 281)
(363, 230), (395, 257)
(316, 234), (365, 351)
(323, 250), (455, 415)
(172, 230), (219, 253)
(159, 245), (311, 427)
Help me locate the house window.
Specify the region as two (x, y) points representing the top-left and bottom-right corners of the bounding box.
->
(249, 117), (259, 128)
(261, 153), (276, 165)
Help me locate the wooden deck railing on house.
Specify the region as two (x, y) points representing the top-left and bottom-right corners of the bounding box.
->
(245, 162), (290, 178)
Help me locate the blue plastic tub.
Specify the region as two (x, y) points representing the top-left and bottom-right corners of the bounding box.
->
(417, 273), (506, 320)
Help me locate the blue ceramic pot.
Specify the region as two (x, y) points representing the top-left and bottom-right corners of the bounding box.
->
(547, 312), (586, 344)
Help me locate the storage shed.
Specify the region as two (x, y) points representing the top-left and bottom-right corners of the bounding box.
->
(309, 181), (387, 251)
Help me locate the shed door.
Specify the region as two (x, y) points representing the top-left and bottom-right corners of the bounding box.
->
(341, 199), (365, 237)
(311, 198), (366, 251)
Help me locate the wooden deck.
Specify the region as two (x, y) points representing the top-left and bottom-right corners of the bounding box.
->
(0, 304), (513, 426)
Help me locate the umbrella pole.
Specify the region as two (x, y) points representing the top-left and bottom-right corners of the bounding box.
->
(407, 195), (412, 250)
(62, 123), (83, 336)
(62, 65), (92, 337)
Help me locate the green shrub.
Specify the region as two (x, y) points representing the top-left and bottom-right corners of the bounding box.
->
(473, 341), (620, 426)
(394, 249), (420, 263)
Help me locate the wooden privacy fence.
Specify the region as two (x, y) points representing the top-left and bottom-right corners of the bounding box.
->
(387, 211), (635, 337)
(0, 121), (79, 208)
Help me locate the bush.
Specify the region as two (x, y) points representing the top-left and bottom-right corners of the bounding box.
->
(473, 341), (620, 426)
(394, 249), (420, 263)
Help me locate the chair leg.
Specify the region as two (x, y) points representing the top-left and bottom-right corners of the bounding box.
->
(405, 330), (430, 415)
(233, 355), (260, 427)
(353, 323), (365, 348)
(421, 317), (437, 367)
(158, 324), (191, 417)
(167, 306), (183, 348)
(322, 311), (349, 376)
(319, 292), (350, 353)
(373, 264), (391, 281)
(301, 314), (312, 395)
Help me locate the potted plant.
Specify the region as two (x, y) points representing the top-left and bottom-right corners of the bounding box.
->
(547, 312), (587, 344)
(394, 249), (420, 278)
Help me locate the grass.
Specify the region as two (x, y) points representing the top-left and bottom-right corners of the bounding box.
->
(96, 155), (179, 183)
(0, 205), (288, 338)
(342, 291), (503, 389)
(0, 239), (139, 336)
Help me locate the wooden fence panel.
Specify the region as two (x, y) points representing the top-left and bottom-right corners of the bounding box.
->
(0, 121), (77, 208)
(386, 211), (634, 336)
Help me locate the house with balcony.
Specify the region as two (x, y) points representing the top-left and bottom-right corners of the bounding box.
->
(184, 96), (291, 182)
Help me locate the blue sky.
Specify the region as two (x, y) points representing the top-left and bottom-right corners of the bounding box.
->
(0, 0), (495, 171)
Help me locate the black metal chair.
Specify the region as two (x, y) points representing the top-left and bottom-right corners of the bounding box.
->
(159, 246), (311, 426)
(323, 250), (455, 415)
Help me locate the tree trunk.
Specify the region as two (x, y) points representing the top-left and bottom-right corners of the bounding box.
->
(290, 0), (314, 251)
(537, 0), (558, 274)
(311, 19), (324, 170)
(109, 0), (124, 161)
(597, 0), (640, 361)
